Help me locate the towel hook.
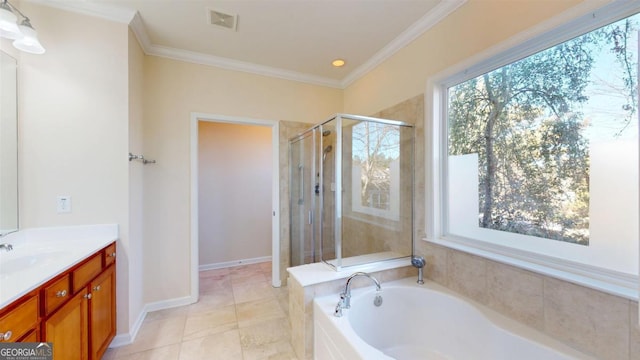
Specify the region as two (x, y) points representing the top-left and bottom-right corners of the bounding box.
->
(129, 153), (156, 164)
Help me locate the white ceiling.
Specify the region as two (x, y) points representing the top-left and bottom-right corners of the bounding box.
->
(34, 0), (465, 88)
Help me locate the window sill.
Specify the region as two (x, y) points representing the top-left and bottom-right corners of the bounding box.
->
(424, 236), (638, 301)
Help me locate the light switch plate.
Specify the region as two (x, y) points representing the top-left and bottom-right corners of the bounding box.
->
(57, 196), (71, 213)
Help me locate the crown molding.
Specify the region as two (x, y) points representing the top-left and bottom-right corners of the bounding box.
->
(146, 44), (344, 88)
(340, 0), (467, 88)
(131, 8), (344, 88)
(30, 0), (466, 90)
(26, 0), (136, 24)
(129, 11), (152, 52)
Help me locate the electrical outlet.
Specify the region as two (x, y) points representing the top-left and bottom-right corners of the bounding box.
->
(57, 196), (71, 213)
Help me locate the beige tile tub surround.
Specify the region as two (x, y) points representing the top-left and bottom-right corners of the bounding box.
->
(377, 92), (639, 358)
(417, 240), (640, 360)
(283, 95), (640, 359)
(288, 265), (413, 360)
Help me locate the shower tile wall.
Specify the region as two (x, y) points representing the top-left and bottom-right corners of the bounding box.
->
(341, 217), (390, 256)
(339, 98), (424, 258)
(279, 120), (312, 285)
(371, 94), (426, 241)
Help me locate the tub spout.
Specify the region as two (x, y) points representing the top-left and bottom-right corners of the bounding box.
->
(411, 255), (426, 285)
(334, 272), (381, 317)
(0, 243), (12, 252)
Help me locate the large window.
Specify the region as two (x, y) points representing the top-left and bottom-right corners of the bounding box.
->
(431, 2), (640, 295)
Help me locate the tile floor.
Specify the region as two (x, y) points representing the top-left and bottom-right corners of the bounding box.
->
(103, 262), (297, 360)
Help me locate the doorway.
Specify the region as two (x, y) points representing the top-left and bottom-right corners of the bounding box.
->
(190, 113), (281, 301)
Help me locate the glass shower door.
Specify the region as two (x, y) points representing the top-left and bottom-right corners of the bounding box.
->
(289, 130), (318, 267)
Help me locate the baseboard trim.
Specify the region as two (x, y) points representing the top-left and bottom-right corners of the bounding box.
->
(109, 295), (197, 348)
(109, 308), (146, 348)
(199, 256), (271, 271)
(109, 257), (271, 348)
(144, 295), (197, 313)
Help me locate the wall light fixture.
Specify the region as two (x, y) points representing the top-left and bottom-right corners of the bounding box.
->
(0, 0), (44, 54)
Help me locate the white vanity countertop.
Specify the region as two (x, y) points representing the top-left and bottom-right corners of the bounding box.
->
(0, 224), (118, 308)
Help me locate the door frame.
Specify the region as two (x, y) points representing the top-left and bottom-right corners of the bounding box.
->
(190, 112), (281, 301)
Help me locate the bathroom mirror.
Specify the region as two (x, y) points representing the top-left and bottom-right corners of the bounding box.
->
(0, 51), (18, 235)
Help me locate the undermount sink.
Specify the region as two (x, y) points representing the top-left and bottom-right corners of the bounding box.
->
(0, 251), (67, 276)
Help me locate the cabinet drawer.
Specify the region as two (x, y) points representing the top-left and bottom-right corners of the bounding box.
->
(104, 243), (116, 267)
(73, 254), (102, 294)
(0, 295), (38, 342)
(43, 274), (71, 315)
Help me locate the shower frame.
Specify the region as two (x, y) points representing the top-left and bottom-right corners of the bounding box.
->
(289, 113), (415, 271)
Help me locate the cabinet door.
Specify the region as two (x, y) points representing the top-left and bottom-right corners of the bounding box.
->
(89, 265), (115, 360)
(19, 329), (38, 342)
(0, 294), (38, 343)
(44, 290), (89, 360)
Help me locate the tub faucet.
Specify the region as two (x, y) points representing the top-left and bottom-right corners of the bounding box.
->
(334, 272), (381, 317)
(411, 255), (426, 285)
(0, 243), (13, 252)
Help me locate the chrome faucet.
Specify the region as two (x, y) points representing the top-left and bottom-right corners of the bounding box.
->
(411, 255), (426, 284)
(0, 243), (13, 252)
(334, 272), (382, 317)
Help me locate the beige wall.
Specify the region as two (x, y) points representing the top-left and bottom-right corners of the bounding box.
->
(11, 2), (134, 334)
(198, 122), (272, 266)
(142, 56), (342, 303)
(127, 28), (145, 334)
(343, 0), (586, 114)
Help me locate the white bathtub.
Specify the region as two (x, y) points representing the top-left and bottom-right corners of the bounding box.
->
(313, 278), (593, 360)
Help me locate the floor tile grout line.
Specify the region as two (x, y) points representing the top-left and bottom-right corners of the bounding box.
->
(109, 262), (298, 360)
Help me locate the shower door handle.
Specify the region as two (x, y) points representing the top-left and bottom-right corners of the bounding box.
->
(299, 165), (304, 203)
(308, 211), (313, 225)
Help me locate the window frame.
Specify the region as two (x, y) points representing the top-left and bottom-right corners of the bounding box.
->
(425, 0), (640, 300)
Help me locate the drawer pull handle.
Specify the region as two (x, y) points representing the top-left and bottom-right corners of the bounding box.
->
(0, 331), (12, 341)
(109, 252), (116, 258)
(84, 293), (92, 300)
(93, 285), (101, 292)
(56, 289), (68, 297)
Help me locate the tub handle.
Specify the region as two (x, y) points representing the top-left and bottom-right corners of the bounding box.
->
(334, 293), (349, 317)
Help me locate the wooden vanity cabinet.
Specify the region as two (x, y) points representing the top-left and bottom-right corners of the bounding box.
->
(0, 293), (39, 342)
(0, 242), (116, 360)
(42, 243), (116, 360)
(89, 264), (116, 360)
(44, 289), (89, 360)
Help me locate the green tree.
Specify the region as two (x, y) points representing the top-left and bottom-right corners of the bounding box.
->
(448, 16), (637, 244)
(352, 122), (399, 209)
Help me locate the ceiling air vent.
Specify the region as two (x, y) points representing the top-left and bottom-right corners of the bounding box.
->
(208, 9), (238, 31)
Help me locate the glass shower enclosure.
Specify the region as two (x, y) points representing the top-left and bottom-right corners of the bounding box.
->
(289, 114), (414, 270)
